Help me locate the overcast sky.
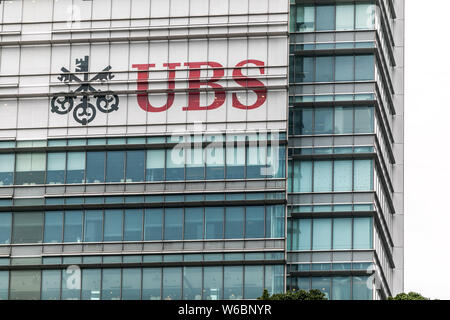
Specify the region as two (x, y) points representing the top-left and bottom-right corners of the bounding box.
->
(404, 0), (450, 300)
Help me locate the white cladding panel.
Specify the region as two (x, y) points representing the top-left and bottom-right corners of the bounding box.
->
(0, 0), (289, 139)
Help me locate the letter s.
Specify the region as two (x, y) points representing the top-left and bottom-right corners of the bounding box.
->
(232, 60), (267, 110)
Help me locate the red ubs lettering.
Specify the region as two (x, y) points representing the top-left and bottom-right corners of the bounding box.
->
(132, 60), (267, 112)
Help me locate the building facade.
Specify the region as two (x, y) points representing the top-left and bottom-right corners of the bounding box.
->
(0, 0), (404, 300)
(287, 0), (404, 300)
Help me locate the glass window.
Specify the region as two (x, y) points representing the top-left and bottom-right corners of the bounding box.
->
(142, 268), (161, 300)
(294, 161), (312, 192)
(86, 152), (105, 183)
(0, 271), (9, 300)
(124, 209), (143, 241)
(332, 277), (351, 300)
(106, 151), (125, 182)
(312, 277), (331, 300)
(295, 5), (315, 32)
(183, 267), (202, 300)
(295, 56), (314, 83)
(336, 4), (355, 30)
(9, 270), (41, 300)
(164, 208), (183, 240)
(315, 57), (333, 82)
(354, 160), (373, 191)
(205, 207), (223, 240)
(354, 106), (374, 133)
(186, 145), (205, 180)
(313, 219), (332, 250)
(333, 218), (352, 249)
(226, 144), (245, 179)
(245, 206), (265, 238)
(314, 161), (332, 192)
(61, 267), (80, 300)
(356, 3), (375, 29)
(146, 149), (165, 181)
(225, 207), (244, 239)
(12, 212), (44, 244)
(353, 218), (373, 249)
(144, 208), (163, 241)
(0, 154), (14, 186)
(84, 210), (102, 242)
(184, 208), (203, 240)
(41, 270), (61, 300)
(266, 205), (285, 239)
(47, 153), (66, 184)
(44, 211), (63, 243)
(296, 108), (313, 135)
(206, 139), (225, 180)
(104, 210), (123, 242)
(265, 265), (284, 295)
(122, 268), (142, 300)
(334, 160), (353, 192)
(355, 55), (374, 81)
(353, 276), (372, 300)
(244, 266), (263, 299)
(0, 212), (11, 244)
(316, 5), (335, 31)
(334, 106), (353, 134)
(314, 108), (333, 134)
(203, 266), (223, 300)
(81, 269), (101, 300)
(63, 211), (83, 243)
(295, 219), (311, 250)
(102, 268), (121, 300)
(166, 148), (184, 181)
(247, 145), (266, 179)
(66, 152), (85, 184)
(224, 266), (243, 300)
(162, 267), (182, 300)
(15, 153), (46, 185)
(335, 56), (354, 81)
(126, 150), (145, 182)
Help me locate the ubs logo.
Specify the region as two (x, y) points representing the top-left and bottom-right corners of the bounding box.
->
(51, 56), (120, 125)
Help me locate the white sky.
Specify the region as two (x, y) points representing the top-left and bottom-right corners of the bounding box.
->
(404, 0), (450, 300)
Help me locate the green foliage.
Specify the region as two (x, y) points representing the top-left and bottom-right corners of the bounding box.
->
(258, 288), (327, 300)
(388, 292), (430, 300)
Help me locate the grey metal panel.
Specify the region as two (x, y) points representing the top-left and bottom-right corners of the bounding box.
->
(313, 194), (332, 204)
(245, 240), (265, 250)
(125, 184), (145, 192)
(45, 186), (65, 194)
(312, 252), (332, 263)
(85, 185), (105, 193)
(353, 193), (374, 203)
(143, 243), (163, 252)
(333, 193), (353, 203)
(163, 242), (184, 251)
(123, 243), (143, 252)
(14, 187), (45, 197)
(353, 251), (374, 261)
(0, 188), (13, 196)
(83, 244), (102, 253)
(184, 242), (204, 250)
(43, 245), (63, 254)
(102, 244), (122, 253)
(334, 136), (354, 146)
(224, 241), (244, 250)
(204, 241), (224, 250)
(333, 251), (352, 262)
(145, 184), (165, 192)
(11, 245), (42, 256)
(105, 185), (125, 192)
(65, 186), (85, 193)
(314, 137), (333, 147)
